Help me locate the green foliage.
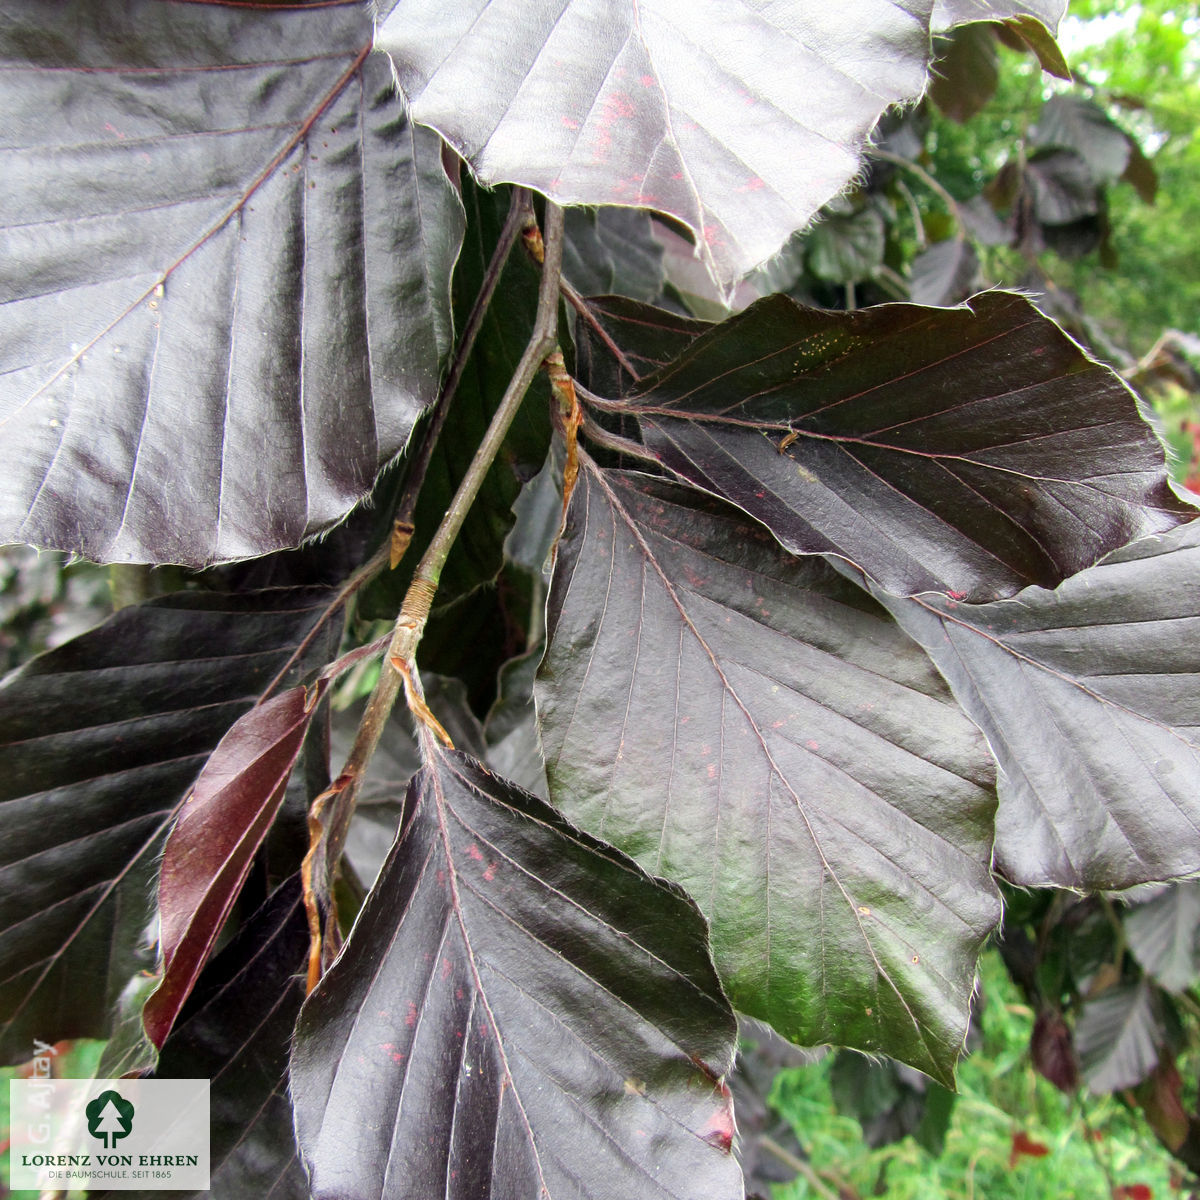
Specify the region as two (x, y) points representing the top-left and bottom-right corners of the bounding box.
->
(768, 949), (1180, 1200)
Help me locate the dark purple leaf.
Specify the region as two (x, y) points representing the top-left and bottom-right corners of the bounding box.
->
(929, 25), (1000, 124)
(1126, 883), (1200, 994)
(0, 587), (336, 1060)
(537, 462), (999, 1082)
(143, 685), (322, 1049)
(1076, 983), (1163, 1093)
(139, 879), (309, 1200)
(290, 747), (743, 1200)
(361, 178), (551, 616)
(872, 521), (1200, 890)
(380, 0), (954, 290)
(0, 1), (462, 565)
(1024, 147), (1101, 225)
(1031, 1009), (1079, 1092)
(600, 291), (1190, 600)
(992, 17), (1072, 79)
(563, 207), (666, 302)
(1032, 95), (1133, 183)
(909, 238), (980, 306)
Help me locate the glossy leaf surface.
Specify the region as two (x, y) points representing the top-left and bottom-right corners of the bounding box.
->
(144, 679), (328, 1048)
(604, 291), (1191, 600)
(931, 0), (1065, 30)
(537, 462), (1000, 1081)
(0, 1), (462, 565)
(0, 587), (335, 1060)
(151, 878), (310, 1200)
(379, 0), (936, 290)
(291, 747), (743, 1199)
(875, 522), (1200, 890)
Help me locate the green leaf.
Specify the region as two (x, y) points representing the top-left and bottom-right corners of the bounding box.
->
(0, 2), (463, 565)
(871, 521), (1200, 890)
(592, 291), (1191, 601)
(380, 0), (991, 290)
(1126, 883), (1200, 994)
(0, 586), (337, 1061)
(537, 462), (999, 1082)
(290, 747), (743, 1200)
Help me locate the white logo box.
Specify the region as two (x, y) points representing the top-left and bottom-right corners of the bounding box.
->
(9, 1078), (209, 1191)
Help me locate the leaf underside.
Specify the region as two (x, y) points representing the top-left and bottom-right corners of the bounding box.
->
(874, 521), (1200, 890)
(1125, 883), (1200, 994)
(0, 1), (463, 565)
(291, 747), (743, 1200)
(602, 291), (1193, 602)
(0, 586), (336, 1061)
(379, 0), (935, 290)
(537, 462), (1000, 1082)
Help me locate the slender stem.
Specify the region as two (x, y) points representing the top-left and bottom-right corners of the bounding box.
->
(320, 201), (567, 875)
(257, 542), (391, 705)
(872, 147), (965, 232)
(391, 188), (534, 542)
(757, 1135), (841, 1200)
(560, 277), (643, 383)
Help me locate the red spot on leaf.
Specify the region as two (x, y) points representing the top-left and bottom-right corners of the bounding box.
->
(441, 957), (453, 980)
(483, 862), (497, 882)
(405, 1002), (418, 1027)
(806, 739), (820, 751)
(1113, 1187), (1152, 1200)
(467, 844), (484, 861)
(699, 1092), (735, 1154)
(640, 74), (655, 87)
(740, 176), (766, 192)
(1009, 1130), (1050, 1166)
(561, 116), (580, 130)
(947, 589), (967, 600)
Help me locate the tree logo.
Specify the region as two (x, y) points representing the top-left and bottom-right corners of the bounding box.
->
(85, 1089), (135, 1150)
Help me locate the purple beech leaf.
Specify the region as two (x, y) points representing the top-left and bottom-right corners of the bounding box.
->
(536, 461), (1000, 1083)
(0, 1), (463, 566)
(149, 877), (310, 1200)
(869, 521), (1200, 890)
(379, 1), (927, 292)
(1125, 883), (1200, 994)
(144, 631), (390, 1047)
(594, 291), (1192, 601)
(1076, 982), (1164, 1094)
(0, 587), (337, 1061)
(379, 1), (1065, 291)
(144, 686), (320, 1049)
(290, 746), (744, 1200)
(931, 0), (1065, 32)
